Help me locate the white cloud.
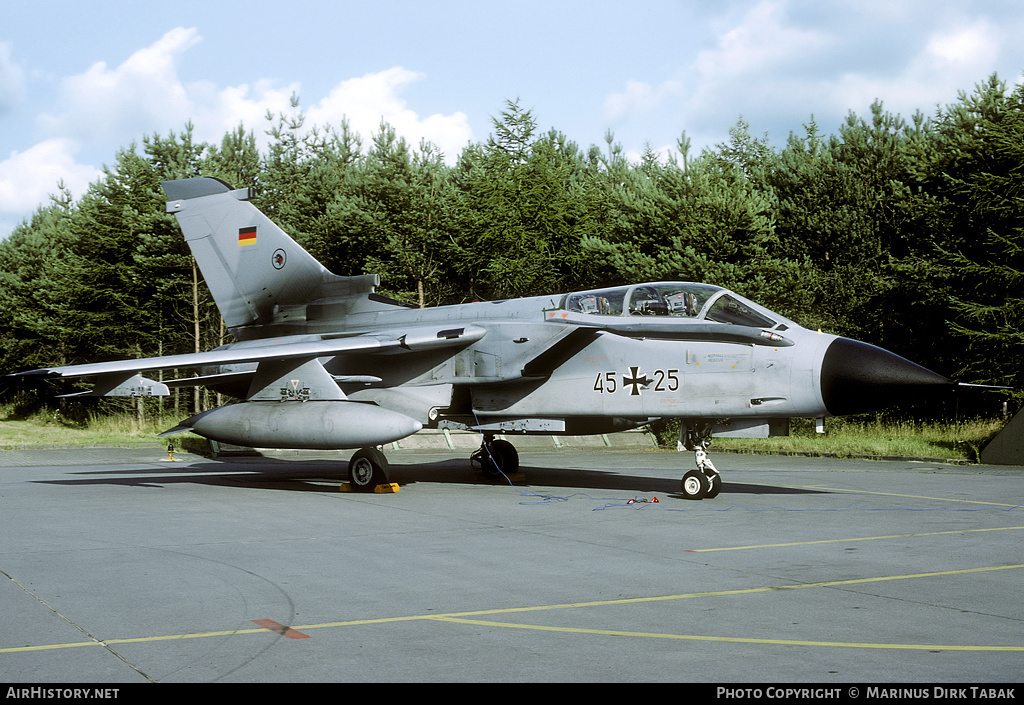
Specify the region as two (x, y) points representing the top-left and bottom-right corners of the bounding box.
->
(0, 138), (101, 213)
(0, 29), (205, 237)
(37, 27), (202, 144)
(688, 1), (829, 116)
(36, 28), (472, 160)
(0, 28), (475, 238)
(306, 67), (472, 160)
(917, 19), (1004, 91)
(604, 80), (682, 124)
(816, 18), (1007, 123)
(188, 78), (301, 146)
(927, 22), (997, 68)
(659, 0), (1024, 150)
(697, 1), (827, 81)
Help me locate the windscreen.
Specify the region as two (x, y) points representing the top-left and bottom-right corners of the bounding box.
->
(704, 294), (776, 327)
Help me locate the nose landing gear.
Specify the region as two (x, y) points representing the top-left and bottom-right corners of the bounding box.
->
(678, 422), (722, 500)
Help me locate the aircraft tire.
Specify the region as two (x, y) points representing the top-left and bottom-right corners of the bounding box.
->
(478, 439), (519, 476)
(492, 439), (519, 475)
(681, 470), (709, 500)
(349, 447), (390, 491)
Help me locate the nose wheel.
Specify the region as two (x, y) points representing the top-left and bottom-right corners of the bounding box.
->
(678, 422), (722, 500)
(681, 451), (722, 499)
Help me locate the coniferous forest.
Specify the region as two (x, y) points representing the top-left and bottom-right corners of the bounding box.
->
(2, 74), (1022, 421)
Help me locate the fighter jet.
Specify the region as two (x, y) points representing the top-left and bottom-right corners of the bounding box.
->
(14, 177), (960, 498)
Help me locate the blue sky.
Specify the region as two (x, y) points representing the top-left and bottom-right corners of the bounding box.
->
(2, 0), (1024, 239)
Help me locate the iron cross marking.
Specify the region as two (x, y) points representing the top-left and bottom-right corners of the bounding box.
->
(622, 367), (651, 396)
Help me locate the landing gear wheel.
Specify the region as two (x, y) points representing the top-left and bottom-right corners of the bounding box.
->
(489, 439), (519, 475)
(348, 447), (390, 491)
(679, 421), (723, 500)
(472, 437), (519, 476)
(681, 470), (709, 500)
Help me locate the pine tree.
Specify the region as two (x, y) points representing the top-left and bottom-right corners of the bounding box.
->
(932, 76), (1024, 387)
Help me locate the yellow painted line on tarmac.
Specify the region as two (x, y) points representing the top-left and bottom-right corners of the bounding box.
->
(425, 616), (1024, 651)
(0, 627), (274, 654)
(796, 484), (1022, 508)
(0, 641), (101, 653)
(4, 564), (1023, 655)
(687, 525), (1024, 552)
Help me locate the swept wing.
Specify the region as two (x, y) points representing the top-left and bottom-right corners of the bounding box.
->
(14, 325), (487, 395)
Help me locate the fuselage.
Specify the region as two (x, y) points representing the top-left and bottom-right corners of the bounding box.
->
(208, 281), (950, 432)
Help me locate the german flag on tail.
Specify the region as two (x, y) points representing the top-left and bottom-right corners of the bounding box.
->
(238, 226), (257, 246)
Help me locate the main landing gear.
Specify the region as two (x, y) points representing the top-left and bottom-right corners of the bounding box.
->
(347, 447), (391, 492)
(678, 422), (722, 500)
(471, 434), (520, 477)
(346, 434), (523, 492)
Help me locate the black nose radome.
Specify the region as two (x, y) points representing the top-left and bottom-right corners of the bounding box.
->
(820, 337), (954, 416)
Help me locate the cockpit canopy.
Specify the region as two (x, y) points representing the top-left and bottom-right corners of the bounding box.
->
(559, 282), (784, 329)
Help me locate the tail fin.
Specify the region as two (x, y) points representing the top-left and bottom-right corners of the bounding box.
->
(162, 177), (380, 335)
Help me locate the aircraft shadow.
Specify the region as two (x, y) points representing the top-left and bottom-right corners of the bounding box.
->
(36, 455), (828, 499)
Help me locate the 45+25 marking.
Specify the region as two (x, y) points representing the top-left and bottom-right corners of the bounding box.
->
(594, 367), (679, 396)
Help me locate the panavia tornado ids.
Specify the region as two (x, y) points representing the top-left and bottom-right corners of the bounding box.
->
(14, 177), (964, 498)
